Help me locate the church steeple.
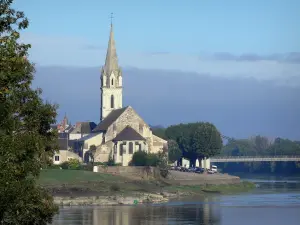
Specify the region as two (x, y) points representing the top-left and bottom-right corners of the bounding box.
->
(100, 14), (123, 121)
(103, 23), (119, 77)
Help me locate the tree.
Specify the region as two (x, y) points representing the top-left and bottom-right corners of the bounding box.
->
(151, 127), (167, 140)
(167, 139), (182, 163)
(191, 123), (223, 162)
(88, 144), (97, 165)
(0, 1), (58, 224)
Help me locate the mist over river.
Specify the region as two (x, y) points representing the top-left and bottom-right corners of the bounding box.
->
(51, 175), (300, 225)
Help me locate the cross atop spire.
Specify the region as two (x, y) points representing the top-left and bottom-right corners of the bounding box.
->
(103, 14), (119, 76)
(110, 12), (114, 26)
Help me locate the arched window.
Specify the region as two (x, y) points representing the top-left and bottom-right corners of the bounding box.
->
(111, 78), (114, 86)
(110, 95), (114, 108)
(129, 142), (133, 154)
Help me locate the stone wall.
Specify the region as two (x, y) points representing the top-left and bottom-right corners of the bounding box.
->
(94, 166), (160, 180)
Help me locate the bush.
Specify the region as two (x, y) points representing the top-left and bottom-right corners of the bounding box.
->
(68, 158), (81, 170)
(146, 153), (160, 166)
(44, 164), (61, 170)
(60, 161), (69, 170)
(131, 152), (160, 166)
(131, 151), (148, 166)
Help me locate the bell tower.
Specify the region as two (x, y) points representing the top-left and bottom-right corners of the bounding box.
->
(100, 15), (123, 121)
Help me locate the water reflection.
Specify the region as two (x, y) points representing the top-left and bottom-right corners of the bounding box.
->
(52, 197), (221, 225)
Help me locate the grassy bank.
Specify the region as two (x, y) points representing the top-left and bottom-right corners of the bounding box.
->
(39, 169), (255, 199)
(39, 169), (162, 197)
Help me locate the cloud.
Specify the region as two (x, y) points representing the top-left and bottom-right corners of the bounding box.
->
(212, 52), (300, 64)
(33, 66), (300, 140)
(21, 33), (300, 85)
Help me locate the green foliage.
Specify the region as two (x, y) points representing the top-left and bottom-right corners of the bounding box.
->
(107, 154), (115, 166)
(221, 136), (300, 157)
(151, 127), (167, 140)
(131, 151), (148, 166)
(147, 153), (160, 166)
(68, 158), (81, 170)
(130, 151), (169, 178)
(87, 144), (97, 164)
(191, 123), (223, 159)
(131, 151), (161, 167)
(157, 151), (170, 178)
(167, 139), (182, 163)
(165, 122), (222, 161)
(0, 1), (58, 223)
(60, 161), (70, 170)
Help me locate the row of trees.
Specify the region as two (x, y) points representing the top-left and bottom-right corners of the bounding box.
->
(1, 1), (58, 224)
(219, 136), (300, 174)
(153, 122), (223, 166)
(221, 136), (300, 157)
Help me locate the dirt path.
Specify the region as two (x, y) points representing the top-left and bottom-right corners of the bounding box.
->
(167, 171), (240, 185)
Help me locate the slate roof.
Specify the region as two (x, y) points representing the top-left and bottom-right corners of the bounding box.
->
(77, 133), (100, 142)
(93, 107), (128, 132)
(71, 122), (97, 134)
(58, 138), (68, 150)
(113, 126), (146, 142)
(57, 138), (76, 150)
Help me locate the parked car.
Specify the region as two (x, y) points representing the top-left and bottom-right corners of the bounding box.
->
(207, 169), (215, 174)
(211, 165), (218, 173)
(180, 167), (189, 172)
(194, 167), (205, 174)
(187, 167), (195, 172)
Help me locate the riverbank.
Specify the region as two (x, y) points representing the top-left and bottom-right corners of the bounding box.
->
(40, 169), (255, 206)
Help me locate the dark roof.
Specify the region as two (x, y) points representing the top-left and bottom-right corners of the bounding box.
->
(113, 126), (146, 142)
(71, 122), (97, 134)
(57, 138), (76, 150)
(93, 107), (128, 132)
(77, 133), (100, 142)
(58, 138), (68, 150)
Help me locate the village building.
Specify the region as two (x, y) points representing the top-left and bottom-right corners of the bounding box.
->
(74, 21), (167, 166)
(69, 121), (97, 140)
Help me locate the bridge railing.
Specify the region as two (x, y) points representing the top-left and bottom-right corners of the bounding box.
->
(211, 155), (300, 159)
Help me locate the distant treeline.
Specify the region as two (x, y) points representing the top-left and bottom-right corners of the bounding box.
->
(219, 136), (300, 174)
(152, 125), (300, 174)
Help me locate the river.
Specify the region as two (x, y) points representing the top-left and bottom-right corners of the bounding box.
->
(51, 175), (300, 225)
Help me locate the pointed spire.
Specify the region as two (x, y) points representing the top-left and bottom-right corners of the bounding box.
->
(103, 13), (119, 76)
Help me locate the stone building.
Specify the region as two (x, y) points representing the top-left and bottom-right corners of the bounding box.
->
(78, 22), (167, 166)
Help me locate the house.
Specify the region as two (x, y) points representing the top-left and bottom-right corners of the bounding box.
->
(69, 121), (97, 140)
(52, 135), (82, 165)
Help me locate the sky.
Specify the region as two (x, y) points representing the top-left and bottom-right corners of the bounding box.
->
(14, 0), (300, 77)
(11, 0), (300, 139)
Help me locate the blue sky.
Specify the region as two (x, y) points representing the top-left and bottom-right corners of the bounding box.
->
(14, 0), (300, 83)
(15, 0), (300, 53)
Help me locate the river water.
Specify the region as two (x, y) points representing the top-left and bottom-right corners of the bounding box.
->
(51, 175), (300, 225)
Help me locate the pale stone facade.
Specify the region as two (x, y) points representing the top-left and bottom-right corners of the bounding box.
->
(53, 150), (82, 165)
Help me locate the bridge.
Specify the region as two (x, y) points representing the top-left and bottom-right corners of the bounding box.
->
(210, 156), (300, 162)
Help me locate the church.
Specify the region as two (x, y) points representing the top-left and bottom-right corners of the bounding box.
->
(76, 22), (167, 166)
